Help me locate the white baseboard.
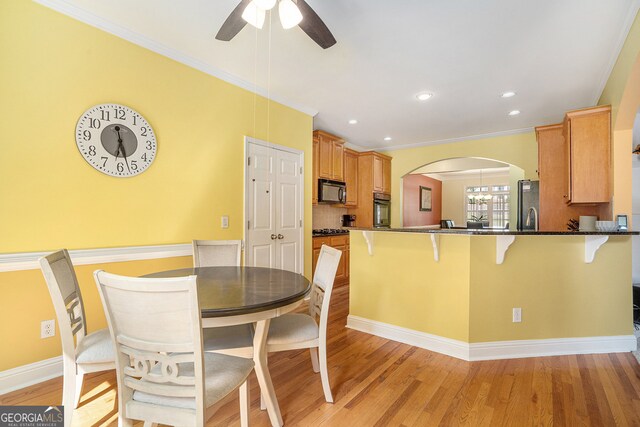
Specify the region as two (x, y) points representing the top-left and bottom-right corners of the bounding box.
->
(0, 356), (62, 395)
(469, 335), (638, 361)
(347, 315), (470, 360)
(347, 315), (638, 362)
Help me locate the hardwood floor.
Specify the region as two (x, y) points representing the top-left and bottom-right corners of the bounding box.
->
(2, 284), (640, 426)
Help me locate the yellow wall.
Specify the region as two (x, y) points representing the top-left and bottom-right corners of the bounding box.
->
(349, 232), (471, 342)
(599, 12), (640, 220)
(0, 2), (312, 371)
(384, 132), (538, 228)
(349, 232), (632, 344)
(468, 235), (631, 342)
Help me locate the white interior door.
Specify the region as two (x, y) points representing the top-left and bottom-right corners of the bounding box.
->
(246, 138), (303, 273)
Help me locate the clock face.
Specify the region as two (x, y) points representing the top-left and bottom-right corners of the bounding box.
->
(75, 103), (157, 177)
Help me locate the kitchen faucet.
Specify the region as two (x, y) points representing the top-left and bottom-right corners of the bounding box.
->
(525, 207), (538, 231)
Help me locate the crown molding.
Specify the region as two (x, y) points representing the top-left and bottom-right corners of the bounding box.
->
(32, 0), (319, 117)
(372, 127), (534, 152)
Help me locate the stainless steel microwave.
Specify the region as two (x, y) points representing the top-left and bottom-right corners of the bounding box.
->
(318, 179), (346, 204)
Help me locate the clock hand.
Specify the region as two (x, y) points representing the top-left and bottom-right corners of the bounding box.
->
(114, 126), (122, 160)
(114, 126), (131, 172)
(119, 142), (131, 173)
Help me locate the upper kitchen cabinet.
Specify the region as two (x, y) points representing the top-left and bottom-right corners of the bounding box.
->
(563, 105), (611, 204)
(314, 130), (345, 182)
(371, 152), (392, 194)
(344, 148), (359, 207)
(312, 136), (319, 205)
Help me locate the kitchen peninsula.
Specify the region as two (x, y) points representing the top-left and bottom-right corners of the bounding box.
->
(347, 227), (637, 361)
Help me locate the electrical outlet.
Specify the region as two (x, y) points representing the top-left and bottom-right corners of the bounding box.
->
(41, 319), (55, 338)
(512, 308), (522, 323)
(221, 215), (229, 229)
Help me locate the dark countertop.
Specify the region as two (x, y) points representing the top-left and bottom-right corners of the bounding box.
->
(312, 231), (350, 237)
(344, 227), (638, 236)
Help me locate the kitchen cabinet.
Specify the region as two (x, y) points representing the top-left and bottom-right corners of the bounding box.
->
(348, 151), (392, 227)
(372, 153), (392, 194)
(314, 130), (345, 182)
(563, 105), (611, 204)
(312, 235), (349, 287)
(344, 148), (359, 207)
(536, 111), (611, 231)
(312, 136), (319, 205)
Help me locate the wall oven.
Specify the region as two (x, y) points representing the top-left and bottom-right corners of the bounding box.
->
(318, 179), (346, 204)
(373, 193), (391, 228)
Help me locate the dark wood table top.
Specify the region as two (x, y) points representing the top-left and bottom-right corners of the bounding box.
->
(144, 266), (310, 318)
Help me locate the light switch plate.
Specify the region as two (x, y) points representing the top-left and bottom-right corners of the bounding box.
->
(221, 215), (229, 229)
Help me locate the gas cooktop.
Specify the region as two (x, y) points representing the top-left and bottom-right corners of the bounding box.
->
(312, 228), (349, 236)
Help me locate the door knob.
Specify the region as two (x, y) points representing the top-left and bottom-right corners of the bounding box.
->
(277, 234), (284, 239)
(271, 234), (277, 240)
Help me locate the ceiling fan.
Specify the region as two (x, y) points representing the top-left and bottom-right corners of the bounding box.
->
(215, 0), (337, 49)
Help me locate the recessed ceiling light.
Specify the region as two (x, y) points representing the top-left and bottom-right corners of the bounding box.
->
(384, 137), (392, 141)
(501, 91), (516, 98)
(508, 110), (521, 116)
(348, 119), (358, 125)
(416, 92), (433, 101)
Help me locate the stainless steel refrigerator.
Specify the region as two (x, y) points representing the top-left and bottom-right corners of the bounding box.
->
(517, 180), (539, 231)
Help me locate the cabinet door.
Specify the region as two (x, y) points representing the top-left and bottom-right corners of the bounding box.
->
(332, 141), (344, 181)
(333, 245), (347, 285)
(382, 158), (391, 194)
(568, 112), (610, 203)
(318, 135), (333, 179)
(344, 149), (358, 207)
(373, 156), (383, 192)
(312, 138), (319, 205)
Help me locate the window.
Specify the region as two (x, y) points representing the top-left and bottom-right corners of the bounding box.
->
(465, 185), (510, 228)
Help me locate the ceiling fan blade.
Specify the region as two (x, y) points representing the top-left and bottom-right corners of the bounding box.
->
(215, 0), (252, 41)
(295, 0), (336, 49)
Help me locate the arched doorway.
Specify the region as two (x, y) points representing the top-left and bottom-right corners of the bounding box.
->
(401, 157), (524, 230)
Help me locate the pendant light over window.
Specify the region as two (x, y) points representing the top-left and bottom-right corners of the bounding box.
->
(243, 0), (303, 30)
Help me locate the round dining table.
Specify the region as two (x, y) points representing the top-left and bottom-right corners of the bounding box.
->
(144, 266), (311, 427)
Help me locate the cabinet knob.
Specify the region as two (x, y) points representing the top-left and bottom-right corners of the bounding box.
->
(271, 234), (277, 240)
(277, 234), (284, 240)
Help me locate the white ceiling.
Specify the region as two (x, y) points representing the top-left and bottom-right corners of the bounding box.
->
(38, 0), (640, 150)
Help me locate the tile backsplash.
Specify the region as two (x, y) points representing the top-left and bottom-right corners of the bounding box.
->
(313, 205), (347, 229)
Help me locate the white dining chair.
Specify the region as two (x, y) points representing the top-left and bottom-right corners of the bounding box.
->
(266, 244), (342, 403)
(39, 249), (115, 427)
(192, 239), (242, 268)
(94, 270), (255, 427)
(192, 239), (254, 357)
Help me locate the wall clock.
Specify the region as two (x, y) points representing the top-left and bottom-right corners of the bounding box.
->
(75, 103), (157, 177)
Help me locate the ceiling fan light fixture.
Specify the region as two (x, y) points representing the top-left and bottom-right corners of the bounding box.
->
(254, 0), (277, 10)
(242, 1), (266, 29)
(279, 0), (303, 29)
